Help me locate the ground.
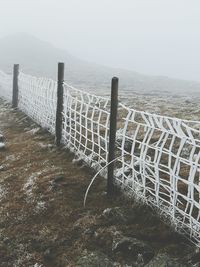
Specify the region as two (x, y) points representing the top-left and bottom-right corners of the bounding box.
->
(0, 99), (200, 267)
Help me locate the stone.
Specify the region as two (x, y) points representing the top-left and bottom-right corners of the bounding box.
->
(0, 134), (4, 142)
(112, 235), (154, 265)
(101, 207), (136, 225)
(52, 176), (65, 183)
(0, 142), (5, 150)
(43, 248), (54, 261)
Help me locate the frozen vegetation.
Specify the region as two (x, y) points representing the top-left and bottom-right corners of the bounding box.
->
(0, 96), (200, 266)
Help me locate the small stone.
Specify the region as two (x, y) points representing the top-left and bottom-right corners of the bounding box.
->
(101, 207), (136, 224)
(0, 134), (4, 142)
(44, 248), (54, 260)
(84, 228), (95, 236)
(52, 176), (65, 183)
(0, 142), (5, 150)
(112, 235), (154, 264)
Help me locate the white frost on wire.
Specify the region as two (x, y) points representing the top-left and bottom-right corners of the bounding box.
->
(0, 70), (12, 102)
(18, 72), (57, 134)
(0, 70), (200, 246)
(62, 82), (111, 172)
(116, 103), (200, 245)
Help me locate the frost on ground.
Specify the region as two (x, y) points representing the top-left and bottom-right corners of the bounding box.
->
(0, 184), (7, 201)
(23, 173), (41, 200)
(0, 99), (200, 267)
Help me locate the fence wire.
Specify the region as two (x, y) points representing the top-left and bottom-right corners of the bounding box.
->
(18, 72), (57, 133)
(116, 104), (200, 245)
(0, 70), (200, 246)
(62, 83), (111, 172)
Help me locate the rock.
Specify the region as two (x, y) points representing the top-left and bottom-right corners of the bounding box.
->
(0, 134), (4, 142)
(112, 235), (154, 265)
(73, 214), (97, 230)
(0, 165), (7, 171)
(145, 253), (188, 267)
(52, 176), (65, 184)
(76, 250), (118, 267)
(50, 176), (78, 191)
(43, 248), (54, 261)
(38, 142), (54, 150)
(101, 207), (136, 224)
(26, 127), (40, 135)
(0, 142), (5, 150)
(72, 158), (85, 167)
(83, 228), (95, 236)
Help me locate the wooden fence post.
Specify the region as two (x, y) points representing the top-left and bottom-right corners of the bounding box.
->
(12, 64), (19, 108)
(107, 77), (119, 196)
(55, 62), (65, 146)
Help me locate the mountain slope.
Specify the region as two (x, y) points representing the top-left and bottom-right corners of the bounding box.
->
(0, 33), (199, 95)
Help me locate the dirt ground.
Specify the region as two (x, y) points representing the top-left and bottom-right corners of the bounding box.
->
(0, 99), (200, 267)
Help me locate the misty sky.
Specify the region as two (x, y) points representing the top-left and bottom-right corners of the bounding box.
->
(0, 0), (200, 81)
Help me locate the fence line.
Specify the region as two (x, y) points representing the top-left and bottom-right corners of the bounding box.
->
(0, 67), (200, 247)
(18, 72), (57, 134)
(0, 70), (12, 102)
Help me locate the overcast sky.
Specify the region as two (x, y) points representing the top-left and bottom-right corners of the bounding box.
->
(0, 0), (200, 81)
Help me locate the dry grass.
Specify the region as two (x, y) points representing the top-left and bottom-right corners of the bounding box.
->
(0, 100), (196, 267)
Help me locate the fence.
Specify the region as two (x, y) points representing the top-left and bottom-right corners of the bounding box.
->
(0, 64), (200, 247)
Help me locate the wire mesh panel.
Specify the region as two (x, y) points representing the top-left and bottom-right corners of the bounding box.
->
(0, 68), (200, 246)
(18, 72), (57, 133)
(116, 104), (200, 245)
(0, 71), (12, 102)
(62, 83), (111, 171)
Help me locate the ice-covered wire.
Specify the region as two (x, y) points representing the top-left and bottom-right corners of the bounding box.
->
(0, 69), (200, 247)
(83, 155), (125, 208)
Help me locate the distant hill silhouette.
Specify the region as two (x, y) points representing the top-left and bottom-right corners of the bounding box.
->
(0, 33), (199, 94)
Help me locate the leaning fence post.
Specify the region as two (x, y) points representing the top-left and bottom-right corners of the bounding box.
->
(55, 62), (65, 146)
(12, 64), (19, 108)
(107, 77), (119, 196)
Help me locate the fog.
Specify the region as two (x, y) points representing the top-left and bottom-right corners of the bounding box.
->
(0, 0), (200, 81)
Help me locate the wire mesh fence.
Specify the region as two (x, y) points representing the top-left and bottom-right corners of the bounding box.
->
(62, 83), (111, 172)
(116, 104), (200, 245)
(0, 69), (200, 246)
(18, 72), (57, 134)
(0, 70), (12, 102)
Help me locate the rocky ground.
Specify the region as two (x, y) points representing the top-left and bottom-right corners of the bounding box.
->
(0, 98), (200, 267)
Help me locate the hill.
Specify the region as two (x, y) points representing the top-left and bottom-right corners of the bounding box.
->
(0, 33), (199, 95)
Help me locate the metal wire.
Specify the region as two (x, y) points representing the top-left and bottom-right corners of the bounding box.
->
(0, 71), (12, 102)
(0, 70), (200, 246)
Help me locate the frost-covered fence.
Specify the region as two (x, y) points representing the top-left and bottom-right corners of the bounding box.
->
(0, 67), (200, 247)
(62, 83), (111, 171)
(0, 70), (12, 102)
(116, 105), (200, 245)
(18, 72), (57, 134)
